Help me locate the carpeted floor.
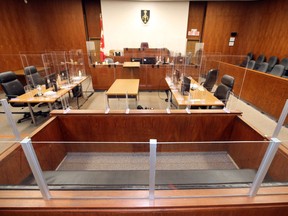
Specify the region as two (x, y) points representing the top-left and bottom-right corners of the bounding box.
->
(57, 151), (238, 171)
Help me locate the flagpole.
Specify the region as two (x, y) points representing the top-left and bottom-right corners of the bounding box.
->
(100, 13), (105, 62)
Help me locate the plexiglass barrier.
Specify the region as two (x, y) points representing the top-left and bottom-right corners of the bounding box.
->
(1, 138), (288, 200)
(0, 97), (288, 200)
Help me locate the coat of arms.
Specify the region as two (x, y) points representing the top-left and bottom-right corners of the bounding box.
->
(141, 10), (150, 24)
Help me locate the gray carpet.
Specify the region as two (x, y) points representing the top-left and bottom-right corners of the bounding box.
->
(22, 152), (260, 189)
(57, 152), (238, 171)
(23, 169), (257, 187)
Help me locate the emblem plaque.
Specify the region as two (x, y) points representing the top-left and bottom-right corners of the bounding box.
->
(141, 10), (150, 24)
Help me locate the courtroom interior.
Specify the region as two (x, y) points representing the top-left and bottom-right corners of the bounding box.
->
(0, 0), (288, 215)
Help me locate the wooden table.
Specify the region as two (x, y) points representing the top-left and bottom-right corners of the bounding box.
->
(10, 76), (89, 124)
(106, 79), (140, 108)
(165, 77), (224, 109)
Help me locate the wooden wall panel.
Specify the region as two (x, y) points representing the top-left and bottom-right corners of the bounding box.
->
(84, 0), (101, 39)
(203, 0), (288, 60)
(228, 116), (269, 169)
(187, 1), (206, 41)
(0, 0), (88, 73)
(30, 117), (66, 171)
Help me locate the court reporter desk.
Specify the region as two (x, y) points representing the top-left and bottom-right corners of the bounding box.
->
(106, 79), (140, 106)
(1, 110), (288, 215)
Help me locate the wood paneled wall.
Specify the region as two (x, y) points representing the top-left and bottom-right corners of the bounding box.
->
(187, 1), (206, 41)
(0, 0), (88, 72)
(84, 0), (101, 39)
(1, 0), (287, 73)
(202, 0), (288, 60)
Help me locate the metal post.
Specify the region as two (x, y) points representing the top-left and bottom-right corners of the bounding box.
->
(0, 99), (21, 141)
(149, 139), (157, 200)
(20, 137), (52, 200)
(104, 91), (110, 114)
(166, 92), (171, 114)
(125, 91), (130, 114)
(249, 138), (281, 197)
(272, 99), (288, 138)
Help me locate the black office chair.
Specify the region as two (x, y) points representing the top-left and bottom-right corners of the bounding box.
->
(257, 62), (269, 72)
(267, 56), (278, 72)
(201, 69), (218, 92)
(280, 58), (288, 70)
(247, 60), (256, 69)
(24, 66), (46, 88)
(247, 52), (254, 61)
(254, 54), (266, 70)
(239, 52), (253, 67)
(280, 58), (288, 77)
(213, 75), (234, 107)
(268, 64), (285, 77)
(0, 71), (46, 123)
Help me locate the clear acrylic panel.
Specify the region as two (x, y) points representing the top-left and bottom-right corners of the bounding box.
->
(25, 140), (150, 199)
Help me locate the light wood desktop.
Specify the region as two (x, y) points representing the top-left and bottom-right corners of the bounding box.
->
(123, 62), (140, 68)
(165, 77), (224, 109)
(106, 79), (140, 107)
(10, 76), (88, 124)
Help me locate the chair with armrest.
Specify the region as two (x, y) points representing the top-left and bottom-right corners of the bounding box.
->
(280, 58), (288, 76)
(24, 66), (46, 88)
(0, 71), (46, 123)
(247, 60), (256, 69)
(213, 75), (234, 107)
(267, 56), (278, 72)
(201, 69), (218, 92)
(280, 58), (288, 70)
(254, 54), (266, 70)
(239, 52), (253, 67)
(268, 64), (285, 77)
(257, 62), (269, 72)
(140, 42), (149, 49)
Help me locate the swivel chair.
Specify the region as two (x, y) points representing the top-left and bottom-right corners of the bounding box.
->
(0, 71), (46, 123)
(254, 54), (266, 70)
(247, 60), (256, 69)
(267, 56), (278, 72)
(213, 74), (234, 107)
(201, 69), (218, 92)
(280, 58), (288, 70)
(140, 42), (149, 49)
(24, 66), (45, 88)
(268, 64), (285, 77)
(257, 62), (269, 72)
(280, 58), (288, 77)
(239, 52), (253, 67)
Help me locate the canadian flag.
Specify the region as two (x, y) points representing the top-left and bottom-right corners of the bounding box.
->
(100, 13), (105, 62)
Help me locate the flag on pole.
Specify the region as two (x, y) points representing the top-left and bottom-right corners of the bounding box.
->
(100, 13), (105, 62)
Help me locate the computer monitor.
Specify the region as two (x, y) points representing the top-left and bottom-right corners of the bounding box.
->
(131, 58), (143, 64)
(181, 76), (191, 95)
(143, 57), (156, 64)
(114, 51), (121, 56)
